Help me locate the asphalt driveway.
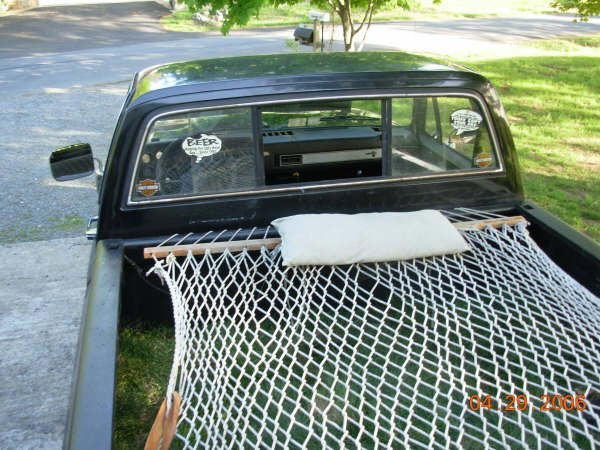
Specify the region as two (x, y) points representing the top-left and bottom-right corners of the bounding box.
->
(0, 1), (199, 58)
(2, 3), (600, 60)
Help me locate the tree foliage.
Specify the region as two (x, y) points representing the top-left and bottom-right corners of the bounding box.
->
(552, 0), (600, 20)
(181, 0), (434, 51)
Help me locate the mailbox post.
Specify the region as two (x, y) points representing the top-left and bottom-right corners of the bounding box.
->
(308, 10), (330, 52)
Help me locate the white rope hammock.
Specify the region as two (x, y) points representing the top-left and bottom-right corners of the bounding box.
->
(146, 209), (600, 449)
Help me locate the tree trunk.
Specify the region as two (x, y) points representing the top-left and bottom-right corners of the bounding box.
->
(337, 5), (355, 51)
(355, 3), (375, 52)
(334, 0), (376, 52)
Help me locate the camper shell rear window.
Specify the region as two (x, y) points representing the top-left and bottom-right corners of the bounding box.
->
(129, 94), (502, 204)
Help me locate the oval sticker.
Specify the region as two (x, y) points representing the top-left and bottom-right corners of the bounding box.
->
(474, 152), (493, 168)
(182, 134), (222, 162)
(136, 179), (160, 197)
(450, 109), (483, 135)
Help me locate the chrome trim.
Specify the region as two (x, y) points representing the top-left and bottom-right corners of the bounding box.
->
(127, 91), (505, 206)
(86, 216), (98, 240)
(301, 148), (381, 165)
(392, 148), (444, 172)
(279, 154), (302, 166)
(93, 157), (104, 176)
(93, 157), (104, 192)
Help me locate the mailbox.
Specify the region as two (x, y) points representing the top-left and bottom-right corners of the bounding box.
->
(294, 26), (313, 45)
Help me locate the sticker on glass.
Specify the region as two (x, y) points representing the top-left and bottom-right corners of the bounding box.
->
(136, 179), (160, 197)
(182, 134), (222, 162)
(474, 152), (493, 168)
(450, 109), (483, 135)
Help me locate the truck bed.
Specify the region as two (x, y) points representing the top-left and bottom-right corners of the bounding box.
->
(64, 203), (600, 448)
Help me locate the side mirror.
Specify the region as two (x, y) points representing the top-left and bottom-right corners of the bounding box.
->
(50, 143), (94, 181)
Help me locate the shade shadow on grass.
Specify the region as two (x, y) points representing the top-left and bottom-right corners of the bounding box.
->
(114, 325), (174, 450)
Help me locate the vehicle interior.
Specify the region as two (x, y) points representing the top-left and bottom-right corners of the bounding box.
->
(131, 96), (498, 202)
(260, 100), (383, 185)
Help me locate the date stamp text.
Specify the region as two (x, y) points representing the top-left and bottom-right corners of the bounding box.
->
(468, 394), (589, 412)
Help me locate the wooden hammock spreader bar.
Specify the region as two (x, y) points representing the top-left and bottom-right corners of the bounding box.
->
(452, 215), (527, 231)
(143, 216), (527, 259)
(144, 237), (282, 259)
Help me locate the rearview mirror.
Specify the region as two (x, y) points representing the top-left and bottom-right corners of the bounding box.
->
(50, 143), (94, 181)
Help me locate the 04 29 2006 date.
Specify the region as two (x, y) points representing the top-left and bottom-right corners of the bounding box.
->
(468, 394), (589, 412)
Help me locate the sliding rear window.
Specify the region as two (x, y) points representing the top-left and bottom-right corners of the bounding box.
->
(130, 95), (500, 203)
(261, 99), (383, 185)
(391, 96), (498, 176)
(131, 107), (259, 201)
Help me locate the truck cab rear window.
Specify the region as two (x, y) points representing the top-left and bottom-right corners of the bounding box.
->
(261, 100), (383, 185)
(131, 107), (259, 201)
(130, 96), (499, 202)
(391, 97), (498, 175)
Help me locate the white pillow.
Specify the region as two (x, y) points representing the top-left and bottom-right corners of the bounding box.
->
(271, 210), (470, 267)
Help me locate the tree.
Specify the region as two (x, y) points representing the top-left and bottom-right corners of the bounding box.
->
(181, 0), (436, 51)
(306, 0), (413, 51)
(552, 0), (600, 20)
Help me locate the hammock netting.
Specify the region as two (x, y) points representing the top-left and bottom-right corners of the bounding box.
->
(149, 209), (600, 449)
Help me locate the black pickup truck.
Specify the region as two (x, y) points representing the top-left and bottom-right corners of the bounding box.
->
(50, 52), (600, 449)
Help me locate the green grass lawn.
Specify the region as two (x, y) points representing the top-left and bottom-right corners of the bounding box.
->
(161, 0), (555, 33)
(461, 36), (600, 241)
(114, 325), (174, 449)
(0, 214), (86, 243)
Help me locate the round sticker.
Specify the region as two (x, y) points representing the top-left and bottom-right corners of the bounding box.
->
(450, 109), (483, 135)
(474, 152), (493, 168)
(182, 134), (222, 162)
